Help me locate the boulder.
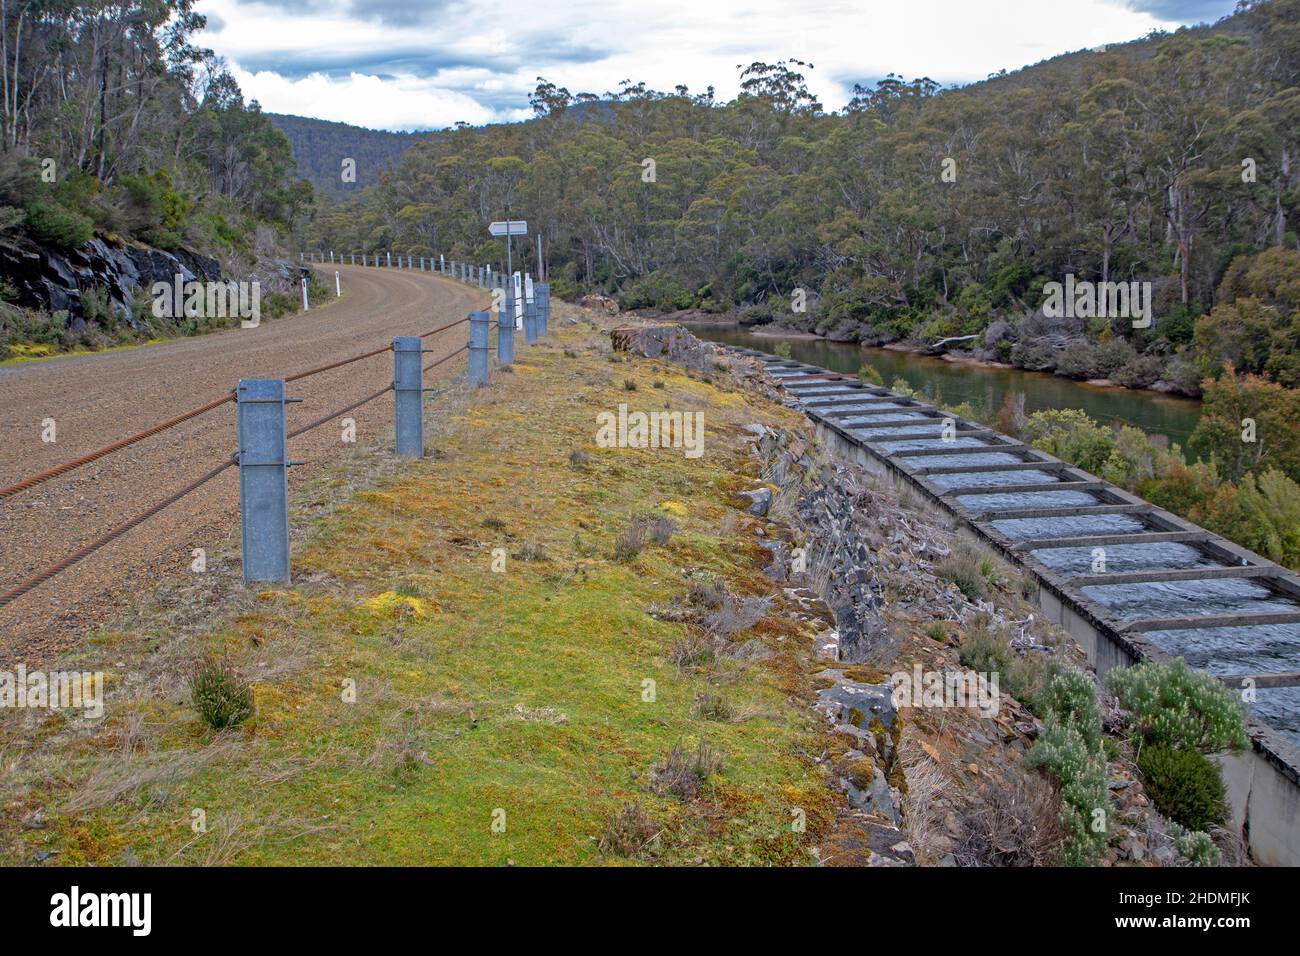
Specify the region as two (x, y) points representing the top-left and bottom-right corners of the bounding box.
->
(737, 486), (772, 517)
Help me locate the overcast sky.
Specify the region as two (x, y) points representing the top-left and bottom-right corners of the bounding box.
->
(195, 0), (1241, 131)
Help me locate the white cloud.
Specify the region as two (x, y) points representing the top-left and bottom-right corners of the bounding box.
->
(231, 68), (530, 129)
(197, 0), (1238, 130)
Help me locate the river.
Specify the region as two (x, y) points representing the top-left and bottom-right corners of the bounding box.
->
(697, 327), (1202, 450)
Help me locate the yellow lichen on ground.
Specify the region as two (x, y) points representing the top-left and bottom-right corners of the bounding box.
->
(360, 591), (439, 619)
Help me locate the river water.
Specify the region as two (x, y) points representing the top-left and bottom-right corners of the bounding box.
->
(696, 327), (1202, 450)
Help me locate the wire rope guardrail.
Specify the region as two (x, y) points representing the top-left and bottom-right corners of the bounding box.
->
(0, 457), (237, 608)
(0, 317), (478, 503)
(0, 392), (236, 500)
(0, 282), (545, 608)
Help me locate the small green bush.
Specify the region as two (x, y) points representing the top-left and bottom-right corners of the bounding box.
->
(25, 198), (93, 248)
(1027, 716), (1110, 865)
(1106, 658), (1249, 753)
(190, 654), (254, 730)
(959, 619), (1012, 676)
(1006, 652), (1057, 705)
(1031, 670), (1103, 751)
(1138, 744), (1227, 831)
(773, 341), (793, 360)
(939, 540), (989, 601)
(1171, 824), (1223, 866)
(857, 363), (884, 385)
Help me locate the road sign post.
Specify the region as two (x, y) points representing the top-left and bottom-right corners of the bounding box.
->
(489, 220), (528, 291)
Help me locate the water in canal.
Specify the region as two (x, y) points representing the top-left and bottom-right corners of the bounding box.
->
(696, 327), (1202, 450)
(757, 347), (1299, 752)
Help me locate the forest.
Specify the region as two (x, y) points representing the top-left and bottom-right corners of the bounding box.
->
(268, 114), (430, 198)
(309, 0), (1298, 402)
(0, 1), (310, 275)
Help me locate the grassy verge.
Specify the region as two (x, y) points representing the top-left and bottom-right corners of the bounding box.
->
(1, 308), (839, 865)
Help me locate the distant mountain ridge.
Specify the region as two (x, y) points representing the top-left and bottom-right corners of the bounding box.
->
(267, 114), (435, 196)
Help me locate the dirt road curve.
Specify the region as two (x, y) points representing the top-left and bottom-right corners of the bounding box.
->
(0, 265), (487, 662)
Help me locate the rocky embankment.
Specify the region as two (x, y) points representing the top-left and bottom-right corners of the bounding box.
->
(0, 233), (308, 335)
(620, 321), (1226, 866)
(0, 234), (220, 325)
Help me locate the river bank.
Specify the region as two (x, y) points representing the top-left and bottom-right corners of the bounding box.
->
(688, 323), (1203, 451)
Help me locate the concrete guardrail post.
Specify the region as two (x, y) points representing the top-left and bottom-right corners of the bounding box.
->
(498, 289), (515, 365)
(468, 311), (491, 386)
(392, 337), (426, 459)
(523, 279), (538, 345)
(237, 379), (294, 584)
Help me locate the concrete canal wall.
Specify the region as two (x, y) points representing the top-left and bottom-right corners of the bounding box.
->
(731, 348), (1300, 866)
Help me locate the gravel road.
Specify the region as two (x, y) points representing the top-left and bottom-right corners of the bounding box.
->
(0, 264), (487, 663)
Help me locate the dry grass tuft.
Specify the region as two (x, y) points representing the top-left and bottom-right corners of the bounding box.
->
(598, 801), (661, 859)
(649, 740), (725, 800)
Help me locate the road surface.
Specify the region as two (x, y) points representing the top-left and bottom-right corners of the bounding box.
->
(0, 264), (487, 662)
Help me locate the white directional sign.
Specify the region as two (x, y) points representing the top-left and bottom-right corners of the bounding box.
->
(489, 220), (528, 237)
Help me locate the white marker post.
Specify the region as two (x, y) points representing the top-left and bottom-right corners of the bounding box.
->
(513, 272), (523, 330)
(302, 277), (309, 310)
(335, 271), (341, 297)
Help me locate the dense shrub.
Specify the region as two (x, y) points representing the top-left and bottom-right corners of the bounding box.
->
(25, 198), (93, 248)
(1031, 670), (1103, 751)
(1137, 744), (1227, 831)
(1020, 408), (1119, 476)
(1113, 351), (1165, 389)
(1053, 337), (1136, 381)
(1106, 659), (1249, 753)
(617, 270), (694, 311)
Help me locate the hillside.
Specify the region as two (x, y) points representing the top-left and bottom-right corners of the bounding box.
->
(268, 114), (434, 196)
(301, 0), (1297, 396)
(0, 2), (315, 357)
